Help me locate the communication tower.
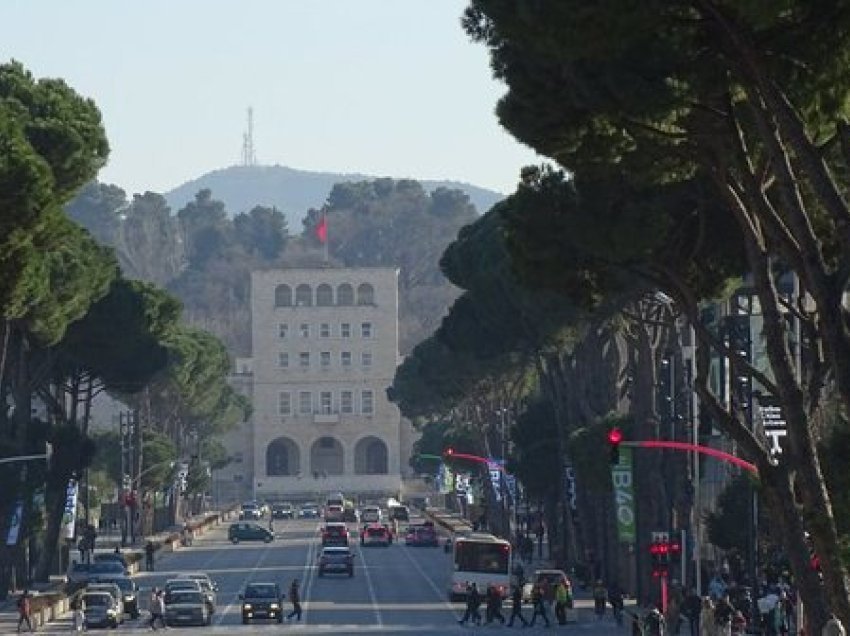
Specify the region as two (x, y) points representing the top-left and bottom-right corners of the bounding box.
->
(241, 107), (257, 166)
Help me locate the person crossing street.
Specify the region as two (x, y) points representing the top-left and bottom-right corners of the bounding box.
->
(507, 583), (528, 627)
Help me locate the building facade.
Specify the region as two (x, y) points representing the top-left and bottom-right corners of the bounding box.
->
(216, 267), (408, 502)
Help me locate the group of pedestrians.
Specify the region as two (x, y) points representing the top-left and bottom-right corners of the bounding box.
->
(458, 577), (573, 629)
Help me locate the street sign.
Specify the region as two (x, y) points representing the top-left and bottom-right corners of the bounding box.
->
(757, 395), (787, 459)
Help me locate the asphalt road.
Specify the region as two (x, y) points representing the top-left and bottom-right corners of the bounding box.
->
(36, 514), (630, 634)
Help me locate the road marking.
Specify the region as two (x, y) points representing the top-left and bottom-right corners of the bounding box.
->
(399, 540), (460, 619)
(213, 537), (276, 626)
(356, 535), (384, 628)
(298, 521), (322, 625)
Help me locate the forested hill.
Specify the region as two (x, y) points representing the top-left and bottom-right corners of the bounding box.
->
(67, 178), (482, 357)
(164, 164), (504, 230)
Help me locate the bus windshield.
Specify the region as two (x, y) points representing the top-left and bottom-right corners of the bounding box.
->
(455, 541), (510, 574)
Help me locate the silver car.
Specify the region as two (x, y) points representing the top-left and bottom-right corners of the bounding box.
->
(165, 589), (211, 626)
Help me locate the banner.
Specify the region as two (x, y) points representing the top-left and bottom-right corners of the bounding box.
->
(437, 462), (454, 495)
(5, 500), (23, 546)
(487, 460), (502, 502)
(757, 395), (787, 460)
(564, 464), (578, 511)
(61, 479), (79, 540)
(611, 448), (636, 543)
(504, 474), (517, 503)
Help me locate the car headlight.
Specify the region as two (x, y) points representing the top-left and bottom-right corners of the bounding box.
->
(270, 603), (280, 610)
(243, 604), (252, 610)
(106, 608), (117, 616)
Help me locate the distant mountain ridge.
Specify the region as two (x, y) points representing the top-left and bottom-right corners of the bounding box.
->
(164, 164), (505, 228)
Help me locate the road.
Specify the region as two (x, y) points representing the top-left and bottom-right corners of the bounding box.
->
(38, 513), (630, 634)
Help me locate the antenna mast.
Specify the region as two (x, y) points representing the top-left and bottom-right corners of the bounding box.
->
(241, 107), (257, 166)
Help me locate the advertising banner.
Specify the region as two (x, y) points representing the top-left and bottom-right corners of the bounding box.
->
(487, 460), (502, 502)
(61, 479), (79, 540)
(564, 464), (578, 511)
(5, 500), (23, 546)
(611, 448), (636, 543)
(757, 395), (787, 460)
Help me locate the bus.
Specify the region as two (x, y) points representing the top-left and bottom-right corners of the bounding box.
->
(324, 492), (345, 521)
(449, 533), (512, 601)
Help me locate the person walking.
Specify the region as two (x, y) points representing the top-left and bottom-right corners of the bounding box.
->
(593, 579), (608, 620)
(458, 583), (482, 626)
(555, 580), (570, 625)
(145, 540), (156, 571)
(823, 614), (847, 636)
(698, 597), (715, 636)
(682, 589), (701, 636)
(644, 606), (666, 636)
(714, 592), (734, 636)
(286, 578), (302, 621)
(529, 584), (551, 628)
(485, 584), (505, 625)
(16, 589), (34, 633)
(507, 584), (528, 627)
(148, 588), (167, 630)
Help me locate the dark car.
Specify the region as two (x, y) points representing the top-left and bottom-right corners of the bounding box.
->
(389, 505), (410, 522)
(229, 522), (274, 544)
(318, 546), (355, 577)
(90, 576), (139, 619)
(93, 552), (129, 569)
(272, 503), (294, 519)
(81, 591), (121, 629)
(298, 502), (320, 518)
(321, 522), (349, 547)
(405, 523), (439, 547)
(240, 582), (284, 624)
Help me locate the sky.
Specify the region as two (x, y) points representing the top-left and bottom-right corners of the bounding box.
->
(1, 1), (541, 197)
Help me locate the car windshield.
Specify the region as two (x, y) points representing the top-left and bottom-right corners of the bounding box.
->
(90, 562), (123, 574)
(168, 591), (204, 604)
(244, 584), (278, 598)
(325, 525), (346, 535)
(84, 594), (110, 607)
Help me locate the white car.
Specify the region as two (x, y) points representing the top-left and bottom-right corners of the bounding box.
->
(359, 506), (382, 523)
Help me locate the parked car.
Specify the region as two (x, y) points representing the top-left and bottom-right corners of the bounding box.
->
(318, 546), (355, 577)
(239, 582), (284, 624)
(361, 523), (391, 547)
(229, 522), (274, 544)
(164, 589), (211, 626)
(272, 503), (294, 519)
(321, 522), (350, 547)
(405, 522), (439, 547)
(298, 502), (320, 519)
(81, 591), (121, 629)
(89, 576), (139, 619)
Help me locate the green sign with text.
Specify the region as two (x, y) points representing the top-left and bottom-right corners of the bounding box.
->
(611, 448), (636, 543)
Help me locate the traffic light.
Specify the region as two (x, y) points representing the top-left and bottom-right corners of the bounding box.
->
(608, 427), (623, 465)
(445, 447), (454, 457)
(650, 532), (671, 578)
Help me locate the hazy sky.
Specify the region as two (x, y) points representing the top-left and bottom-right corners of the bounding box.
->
(1, 1), (541, 197)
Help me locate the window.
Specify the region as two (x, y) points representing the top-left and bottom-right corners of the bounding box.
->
(320, 352), (331, 369)
(300, 323), (310, 338)
(299, 352), (310, 368)
(361, 322), (373, 338)
(320, 391), (332, 414)
(337, 283), (354, 306)
(278, 323), (289, 339)
(320, 323), (330, 338)
(278, 352), (289, 369)
(278, 392), (291, 416)
(295, 284), (312, 306)
(274, 285), (292, 307)
(341, 352), (352, 368)
(361, 390), (374, 415)
(341, 391), (353, 414)
(299, 391), (312, 415)
(361, 351), (373, 368)
(233, 452), (244, 464)
(316, 284), (333, 306)
(357, 283), (375, 306)
(341, 323), (351, 338)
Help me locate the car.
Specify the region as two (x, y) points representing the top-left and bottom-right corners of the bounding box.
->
(522, 569), (573, 604)
(165, 578), (202, 597)
(405, 522), (439, 547)
(240, 502), (262, 520)
(321, 522), (350, 546)
(85, 582), (125, 622)
(67, 562), (91, 587)
(324, 504), (345, 521)
(89, 576), (139, 619)
(93, 552), (129, 569)
(175, 573), (217, 614)
(389, 504), (410, 522)
(272, 502), (294, 519)
(164, 589), (211, 626)
(298, 502), (320, 518)
(81, 591), (121, 629)
(229, 522), (274, 544)
(89, 560), (128, 578)
(239, 582), (284, 624)
(318, 546), (355, 577)
(359, 505), (382, 523)
(361, 523), (391, 547)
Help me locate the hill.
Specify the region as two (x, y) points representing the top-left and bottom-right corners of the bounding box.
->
(163, 164), (505, 227)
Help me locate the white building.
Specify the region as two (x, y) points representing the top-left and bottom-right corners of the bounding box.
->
(215, 267), (412, 503)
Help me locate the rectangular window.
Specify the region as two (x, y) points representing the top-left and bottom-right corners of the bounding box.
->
(341, 351), (352, 368)
(299, 391), (312, 415)
(299, 352), (310, 368)
(341, 391), (353, 414)
(278, 323), (289, 339)
(361, 351), (373, 368)
(320, 391), (332, 414)
(361, 390), (374, 415)
(233, 452), (244, 464)
(361, 322), (373, 338)
(321, 351), (331, 368)
(278, 391), (291, 416)
(278, 352), (289, 369)
(341, 323), (351, 338)
(300, 323), (310, 338)
(320, 323), (331, 338)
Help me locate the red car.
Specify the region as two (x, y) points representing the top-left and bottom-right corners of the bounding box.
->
(405, 522), (439, 547)
(361, 523), (392, 547)
(321, 522), (349, 547)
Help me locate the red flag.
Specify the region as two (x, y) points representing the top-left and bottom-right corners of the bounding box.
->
(316, 215), (328, 244)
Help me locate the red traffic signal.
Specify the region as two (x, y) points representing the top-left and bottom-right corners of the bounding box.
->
(445, 447), (454, 457)
(608, 427), (623, 464)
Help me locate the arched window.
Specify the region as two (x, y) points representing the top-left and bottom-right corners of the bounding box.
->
(337, 283), (354, 306)
(295, 284), (313, 307)
(274, 285), (292, 307)
(316, 284), (333, 306)
(266, 437), (300, 476)
(310, 436), (344, 475)
(354, 436), (388, 475)
(356, 283), (375, 306)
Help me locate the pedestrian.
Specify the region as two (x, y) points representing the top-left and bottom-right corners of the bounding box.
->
(529, 584), (551, 628)
(72, 594), (86, 632)
(823, 613), (847, 636)
(682, 589), (701, 636)
(714, 592), (734, 636)
(77, 536), (88, 563)
(16, 589), (34, 633)
(698, 597), (715, 636)
(609, 581), (625, 627)
(268, 516), (274, 533)
(731, 610), (747, 635)
(644, 606), (666, 636)
(286, 578), (302, 621)
(507, 584), (528, 627)
(485, 584), (505, 625)
(148, 588), (167, 630)
(535, 523), (545, 559)
(593, 579), (608, 620)
(458, 583), (482, 626)
(145, 540), (155, 571)
(555, 579), (570, 625)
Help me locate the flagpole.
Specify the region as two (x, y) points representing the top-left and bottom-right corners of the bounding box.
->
(323, 214), (329, 264)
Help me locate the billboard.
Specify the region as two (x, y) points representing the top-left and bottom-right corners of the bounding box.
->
(611, 448), (636, 543)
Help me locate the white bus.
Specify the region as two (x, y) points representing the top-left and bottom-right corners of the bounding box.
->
(449, 533), (512, 601)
